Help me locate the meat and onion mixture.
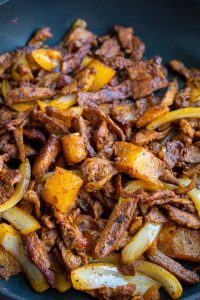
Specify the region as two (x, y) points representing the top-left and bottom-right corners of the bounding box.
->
(0, 19), (200, 299)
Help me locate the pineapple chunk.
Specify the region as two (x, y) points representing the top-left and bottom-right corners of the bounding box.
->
(87, 59), (115, 92)
(42, 167), (83, 213)
(114, 142), (163, 184)
(62, 133), (87, 165)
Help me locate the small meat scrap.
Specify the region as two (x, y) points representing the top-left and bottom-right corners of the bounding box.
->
(168, 60), (191, 78)
(81, 158), (118, 192)
(23, 232), (55, 287)
(62, 44), (90, 73)
(183, 145), (200, 164)
(93, 199), (137, 258)
(159, 141), (184, 168)
(64, 19), (96, 51)
(96, 38), (121, 59)
(58, 241), (82, 271)
(147, 249), (199, 285)
(32, 134), (61, 179)
(0, 52), (13, 76)
(162, 204), (200, 229)
(28, 27), (52, 48)
(115, 25), (133, 54)
(128, 57), (168, 99)
(131, 128), (170, 146)
(93, 121), (109, 151)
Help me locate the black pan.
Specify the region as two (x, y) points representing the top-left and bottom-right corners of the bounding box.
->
(0, 0), (200, 299)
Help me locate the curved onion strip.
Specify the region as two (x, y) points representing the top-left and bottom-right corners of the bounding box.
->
(92, 253), (120, 264)
(0, 159), (31, 212)
(55, 273), (71, 292)
(122, 222), (162, 264)
(0, 223), (48, 292)
(136, 260), (182, 299)
(1, 206), (41, 234)
(32, 49), (61, 71)
(71, 263), (160, 294)
(147, 108), (200, 130)
(178, 178), (200, 217)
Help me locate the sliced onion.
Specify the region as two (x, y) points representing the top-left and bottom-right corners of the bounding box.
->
(136, 260), (182, 299)
(2, 206), (40, 234)
(122, 222), (162, 264)
(0, 223), (48, 292)
(71, 263), (160, 294)
(0, 159), (31, 213)
(178, 177), (200, 217)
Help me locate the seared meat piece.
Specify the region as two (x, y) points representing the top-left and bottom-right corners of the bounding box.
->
(183, 145), (200, 164)
(162, 204), (200, 229)
(6, 86), (55, 104)
(0, 52), (13, 76)
(93, 121), (109, 151)
(32, 134), (61, 179)
(93, 199), (137, 258)
(24, 128), (46, 144)
(58, 241), (82, 271)
(81, 157), (118, 192)
(84, 105), (126, 140)
(62, 44), (90, 73)
(115, 25), (133, 54)
(145, 207), (168, 223)
(77, 80), (130, 106)
(128, 57), (168, 98)
(159, 141), (184, 168)
(96, 38), (121, 59)
(131, 35), (145, 61)
(147, 249), (199, 285)
(23, 232), (55, 287)
(64, 19), (96, 51)
(77, 116), (96, 157)
(168, 60), (191, 78)
(28, 27), (52, 48)
(131, 128), (170, 146)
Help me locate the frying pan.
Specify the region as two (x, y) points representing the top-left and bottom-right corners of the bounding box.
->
(0, 0), (200, 299)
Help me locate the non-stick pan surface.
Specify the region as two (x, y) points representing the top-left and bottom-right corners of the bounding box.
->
(0, 0), (200, 299)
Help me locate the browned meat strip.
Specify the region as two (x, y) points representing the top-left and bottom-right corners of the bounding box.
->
(23, 232), (55, 287)
(145, 207), (168, 223)
(77, 80), (130, 106)
(147, 249), (199, 285)
(168, 60), (191, 78)
(0, 52), (13, 76)
(6, 86), (55, 104)
(162, 204), (200, 229)
(65, 22), (96, 51)
(62, 44), (90, 73)
(77, 116), (96, 157)
(93, 121), (109, 151)
(159, 141), (184, 168)
(24, 128), (46, 144)
(58, 241), (82, 271)
(128, 57), (168, 98)
(114, 26), (133, 54)
(131, 35), (145, 61)
(131, 129), (170, 146)
(84, 105), (126, 140)
(183, 145), (200, 164)
(94, 285), (136, 300)
(28, 27), (52, 48)
(96, 38), (121, 59)
(32, 134), (61, 179)
(93, 199), (137, 258)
